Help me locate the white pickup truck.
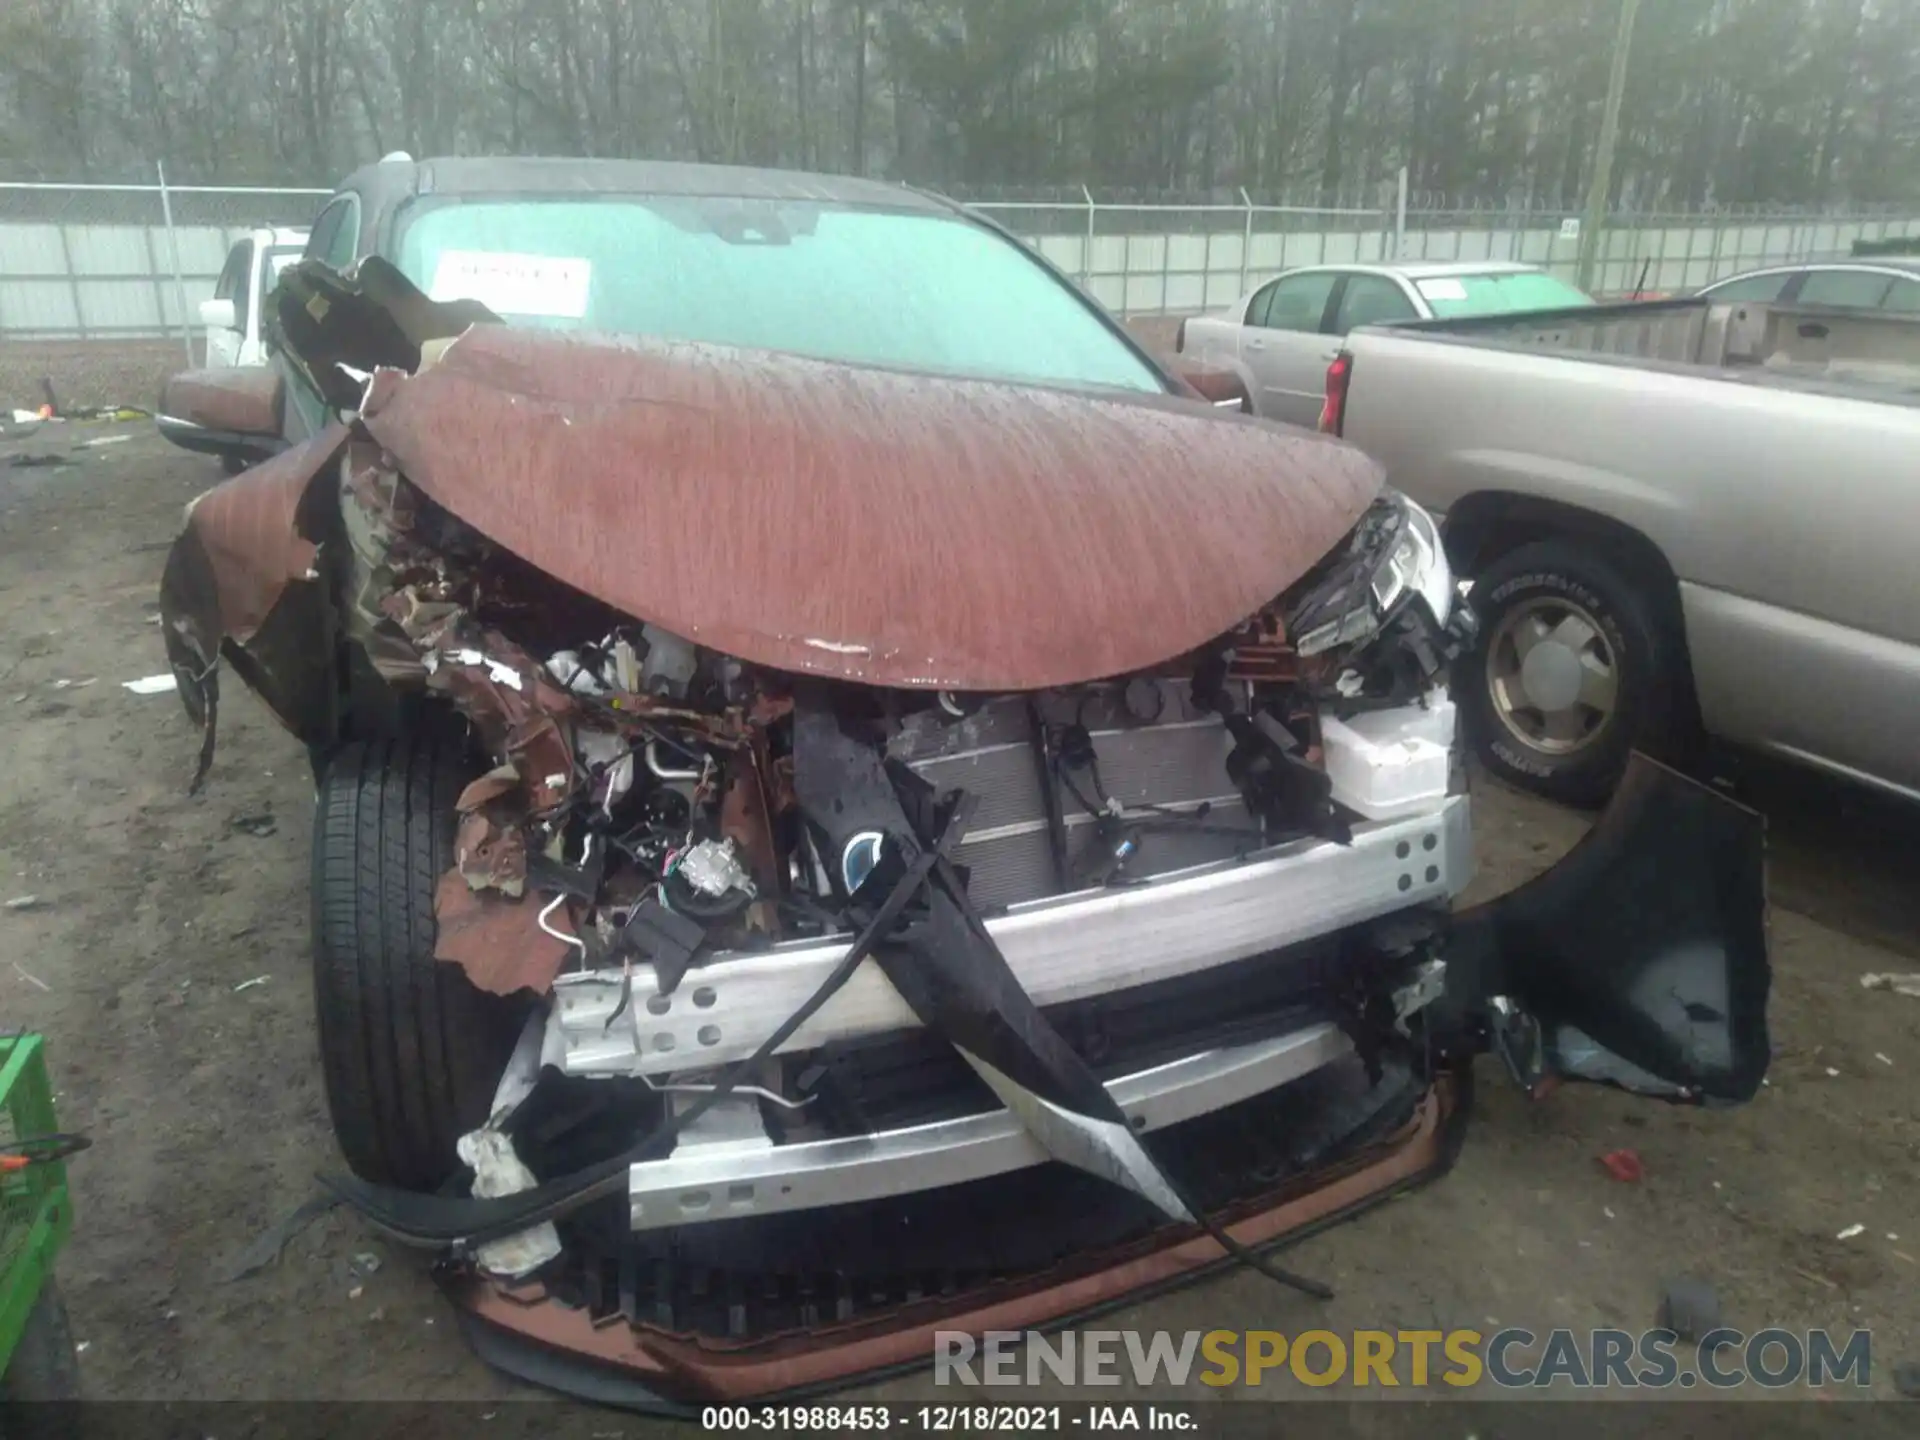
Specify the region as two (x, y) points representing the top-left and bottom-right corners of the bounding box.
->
(200, 227), (309, 368)
(1324, 297), (1920, 806)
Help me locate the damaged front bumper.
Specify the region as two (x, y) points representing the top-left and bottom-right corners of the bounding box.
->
(445, 1078), (1461, 1411)
(552, 796), (1473, 1078)
(429, 753), (1767, 1411)
(618, 1024), (1353, 1231)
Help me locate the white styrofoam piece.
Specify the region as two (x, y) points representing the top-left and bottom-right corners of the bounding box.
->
(1322, 692), (1455, 822)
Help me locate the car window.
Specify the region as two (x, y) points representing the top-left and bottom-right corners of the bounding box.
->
(212, 240), (254, 334)
(1704, 271), (1794, 303)
(1883, 277), (1920, 313)
(305, 197), (358, 270)
(213, 241), (250, 302)
(263, 246), (304, 288)
(1257, 272), (1339, 333)
(394, 197), (1166, 393)
(1244, 281), (1279, 328)
(1412, 271), (1593, 316)
(1332, 275), (1418, 333)
(1797, 269), (1894, 308)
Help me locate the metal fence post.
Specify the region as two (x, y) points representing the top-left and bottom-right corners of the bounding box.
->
(55, 220), (86, 340)
(1081, 185), (1095, 290)
(1158, 214), (1173, 316)
(1237, 188), (1253, 297)
(1394, 167), (1408, 259)
(156, 160), (193, 365)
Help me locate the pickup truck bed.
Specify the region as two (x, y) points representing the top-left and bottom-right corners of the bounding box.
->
(1330, 298), (1920, 805)
(1360, 296), (1920, 397)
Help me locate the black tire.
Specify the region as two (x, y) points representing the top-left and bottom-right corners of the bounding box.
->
(1459, 540), (1680, 807)
(311, 735), (525, 1190)
(0, 1278), (82, 1402)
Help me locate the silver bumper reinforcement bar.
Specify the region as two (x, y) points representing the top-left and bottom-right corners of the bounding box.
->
(551, 794), (1472, 1079)
(627, 1023), (1353, 1231)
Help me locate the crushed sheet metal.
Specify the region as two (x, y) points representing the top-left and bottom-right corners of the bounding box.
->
(157, 422), (353, 785)
(457, 764), (522, 813)
(431, 870), (571, 997)
(385, 612), (579, 813)
(455, 809), (529, 897)
(270, 257), (501, 412)
(165, 422), (348, 643)
(356, 326), (1383, 691)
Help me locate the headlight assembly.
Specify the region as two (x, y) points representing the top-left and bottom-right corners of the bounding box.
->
(1289, 491), (1454, 658)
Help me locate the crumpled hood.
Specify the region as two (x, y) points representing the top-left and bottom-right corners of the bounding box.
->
(356, 324), (1381, 689)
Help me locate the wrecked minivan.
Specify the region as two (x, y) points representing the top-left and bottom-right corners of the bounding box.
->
(156, 158), (1769, 1409)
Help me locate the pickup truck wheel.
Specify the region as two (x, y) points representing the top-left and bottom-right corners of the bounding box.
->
(310, 735), (526, 1190)
(1462, 542), (1676, 806)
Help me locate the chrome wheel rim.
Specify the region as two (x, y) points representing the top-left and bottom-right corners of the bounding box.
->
(1485, 596), (1619, 757)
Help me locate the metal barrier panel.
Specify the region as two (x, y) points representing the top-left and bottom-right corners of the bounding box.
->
(0, 182), (330, 347)
(3, 177), (1918, 338)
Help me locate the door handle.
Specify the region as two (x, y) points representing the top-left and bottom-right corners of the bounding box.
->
(1246, 338), (1265, 350)
(1797, 321), (1829, 340)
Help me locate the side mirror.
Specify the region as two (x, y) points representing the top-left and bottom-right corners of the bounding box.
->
(199, 297), (239, 332)
(1169, 361), (1251, 413)
(155, 365), (286, 466)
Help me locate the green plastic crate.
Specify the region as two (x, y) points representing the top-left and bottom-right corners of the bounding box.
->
(0, 1036), (72, 1369)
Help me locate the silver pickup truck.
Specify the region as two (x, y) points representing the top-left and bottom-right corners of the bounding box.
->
(1325, 299), (1920, 805)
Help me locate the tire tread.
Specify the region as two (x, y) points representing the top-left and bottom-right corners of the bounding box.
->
(311, 735), (518, 1189)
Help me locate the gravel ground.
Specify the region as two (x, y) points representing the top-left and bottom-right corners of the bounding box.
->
(1, 422), (1915, 1411)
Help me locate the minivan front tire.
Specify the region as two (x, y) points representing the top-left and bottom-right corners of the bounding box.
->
(310, 736), (524, 1190)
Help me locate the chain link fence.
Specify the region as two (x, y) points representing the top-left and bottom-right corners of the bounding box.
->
(952, 189), (1398, 319)
(0, 180), (329, 345)
(961, 187), (1920, 317)
(0, 177), (328, 409)
(2, 171), (1917, 403)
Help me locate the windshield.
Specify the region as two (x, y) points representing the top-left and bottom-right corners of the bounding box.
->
(393, 196), (1166, 393)
(1413, 271), (1593, 317)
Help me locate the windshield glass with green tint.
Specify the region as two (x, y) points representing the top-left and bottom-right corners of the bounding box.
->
(1413, 271), (1593, 317)
(393, 196), (1165, 393)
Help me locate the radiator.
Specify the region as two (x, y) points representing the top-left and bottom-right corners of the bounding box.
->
(888, 686), (1249, 911)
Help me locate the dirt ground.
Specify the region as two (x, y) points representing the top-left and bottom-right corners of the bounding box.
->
(1, 422), (1915, 1408)
(0, 338), (198, 417)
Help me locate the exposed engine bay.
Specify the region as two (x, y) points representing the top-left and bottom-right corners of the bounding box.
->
(156, 255), (1771, 1408)
(373, 479), (1470, 1003)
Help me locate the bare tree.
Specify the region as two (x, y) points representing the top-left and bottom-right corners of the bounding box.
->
(0, 0), (1915, 203)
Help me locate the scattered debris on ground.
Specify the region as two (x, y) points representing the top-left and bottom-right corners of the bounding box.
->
(1597, 1148), (1644, 1182)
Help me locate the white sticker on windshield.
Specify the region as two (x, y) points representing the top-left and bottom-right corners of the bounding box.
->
(1414, 277), (1469, 302)
(427, 250), (591, 318)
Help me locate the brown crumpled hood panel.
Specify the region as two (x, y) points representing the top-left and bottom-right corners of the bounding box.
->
(357, 326), (1382, 690)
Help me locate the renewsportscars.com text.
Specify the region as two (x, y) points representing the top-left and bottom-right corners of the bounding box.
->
(934, 1327), (1873, 1390)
